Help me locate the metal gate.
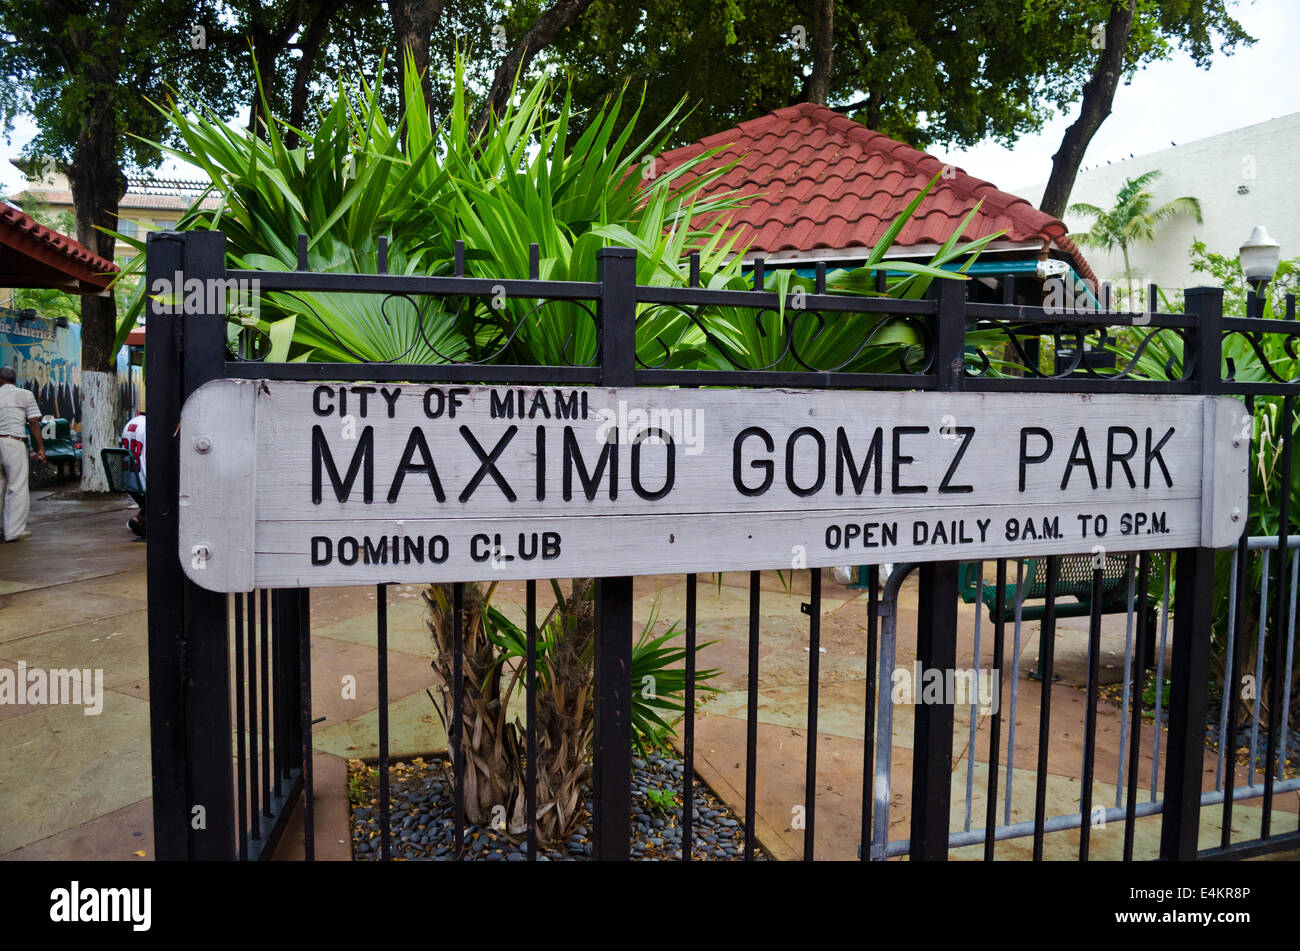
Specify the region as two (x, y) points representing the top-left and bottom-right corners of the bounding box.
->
(145, 229), (1300, 860)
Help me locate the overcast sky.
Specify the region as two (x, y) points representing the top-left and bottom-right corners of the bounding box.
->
(2, 1), (1296, 201)
(933, 0), (1298, 190)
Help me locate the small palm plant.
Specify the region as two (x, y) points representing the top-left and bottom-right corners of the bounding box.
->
(425, 581), (717, 840)
(1068, 169), (1202, 303)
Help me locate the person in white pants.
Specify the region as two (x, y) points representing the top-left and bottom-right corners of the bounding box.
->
(0, 365), (45, 541)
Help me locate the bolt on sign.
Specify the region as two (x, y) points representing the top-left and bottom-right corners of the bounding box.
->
(178, 381), (1249, 592)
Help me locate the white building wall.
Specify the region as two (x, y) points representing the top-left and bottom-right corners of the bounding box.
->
(1014, 112), (1300, 298)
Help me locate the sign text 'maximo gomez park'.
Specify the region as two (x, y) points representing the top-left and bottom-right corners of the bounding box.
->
(177, 381), (1249, 591)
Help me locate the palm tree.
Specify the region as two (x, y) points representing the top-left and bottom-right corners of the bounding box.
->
(1068, 170), (1202, 303)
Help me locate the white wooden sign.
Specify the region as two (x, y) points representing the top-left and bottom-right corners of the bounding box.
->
(178, 381), (1250, 592)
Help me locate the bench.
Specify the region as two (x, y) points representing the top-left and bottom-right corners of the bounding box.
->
(957, 555), (1133, 622)
(28, 417), (82, 481)
(960, 555), (1157, 678)
(846, 555), (1156, 678)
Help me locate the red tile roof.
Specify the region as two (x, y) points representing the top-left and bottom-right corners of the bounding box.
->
(0, 203), (118, 291)
(658, 102), (1096, 284)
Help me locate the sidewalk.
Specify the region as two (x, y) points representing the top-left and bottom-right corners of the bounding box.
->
(0, 492), (446, 860)
(0, 489), (153, 859)
(1, 491), (1294, 860)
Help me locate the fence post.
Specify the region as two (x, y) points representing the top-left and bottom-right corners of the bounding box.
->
(909, 276), (965, 860)
(591, 246), (637, 860)
(182, 231), (239, 859)
(1159, 286), (1223, 860)
(146, 230), (237, 859)
(275, 589), (306, 780)
(145, 232), (188, 860)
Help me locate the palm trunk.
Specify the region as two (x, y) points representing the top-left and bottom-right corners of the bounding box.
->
(424, 578), (596, 843)
(1122, 244), (1133, 304)
(424, 581), (516, 826)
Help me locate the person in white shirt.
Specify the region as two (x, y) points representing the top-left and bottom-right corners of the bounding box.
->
(0, 366), (45, 541)
(120, 411), (146, 538)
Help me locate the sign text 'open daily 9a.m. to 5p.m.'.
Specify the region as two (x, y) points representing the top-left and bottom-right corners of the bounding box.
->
(176, 381), (1250, 592)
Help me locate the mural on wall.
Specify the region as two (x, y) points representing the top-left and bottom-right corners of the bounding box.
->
(0, 310), (141, 434)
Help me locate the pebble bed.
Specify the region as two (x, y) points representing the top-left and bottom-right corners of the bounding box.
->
(349, 752), (767, 861)
(1202, 723), (1300, 778)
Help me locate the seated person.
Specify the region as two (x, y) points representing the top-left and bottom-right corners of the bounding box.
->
(121, 411), (146, 537)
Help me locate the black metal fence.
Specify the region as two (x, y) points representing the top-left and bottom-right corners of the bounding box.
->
(145, 229), (1300, 860)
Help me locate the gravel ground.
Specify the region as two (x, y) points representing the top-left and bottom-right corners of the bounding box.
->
(349, 752), (768, 861)
(1202, 723), (1300, 778)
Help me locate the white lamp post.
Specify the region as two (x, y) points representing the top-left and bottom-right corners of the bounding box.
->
(1240, 226), (1281, 316)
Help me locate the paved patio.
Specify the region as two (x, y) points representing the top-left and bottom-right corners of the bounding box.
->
(1, 490), (1294, 860)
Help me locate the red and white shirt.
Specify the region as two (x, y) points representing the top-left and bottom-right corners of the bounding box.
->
(120, 414), (146, 488)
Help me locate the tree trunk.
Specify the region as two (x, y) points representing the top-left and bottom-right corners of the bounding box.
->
(67, 59), (126, 493)
(1038, 0), (1137, 220)
(287, 0), (346, 149)
(389, 0), (444, 125)
(250, 35), (280, 137)
(471, 0), (595, 141)
(861, 89), (884, 130)
(806, 0), (834, 106)
(248, 3), (308, 139)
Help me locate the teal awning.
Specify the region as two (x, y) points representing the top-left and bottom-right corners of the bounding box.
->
(749, 258), (1101, 309)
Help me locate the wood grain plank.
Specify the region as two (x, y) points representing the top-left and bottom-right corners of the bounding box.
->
(176, 380), (1249, 591)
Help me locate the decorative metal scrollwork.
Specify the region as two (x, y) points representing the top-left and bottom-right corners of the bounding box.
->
(226, 291), (599, 368)
(965, 320), (1192, 383)
(1222, 329), (1300, 385)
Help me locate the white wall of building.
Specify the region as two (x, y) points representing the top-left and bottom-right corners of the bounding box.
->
(1013, 112), (1300, 298)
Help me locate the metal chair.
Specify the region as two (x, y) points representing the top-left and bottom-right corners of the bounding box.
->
(101, 447), (145, 496)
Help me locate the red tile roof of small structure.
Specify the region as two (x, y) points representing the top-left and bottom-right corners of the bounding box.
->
(657, 102), (1096, 284)
(0, 203), (118, 291)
